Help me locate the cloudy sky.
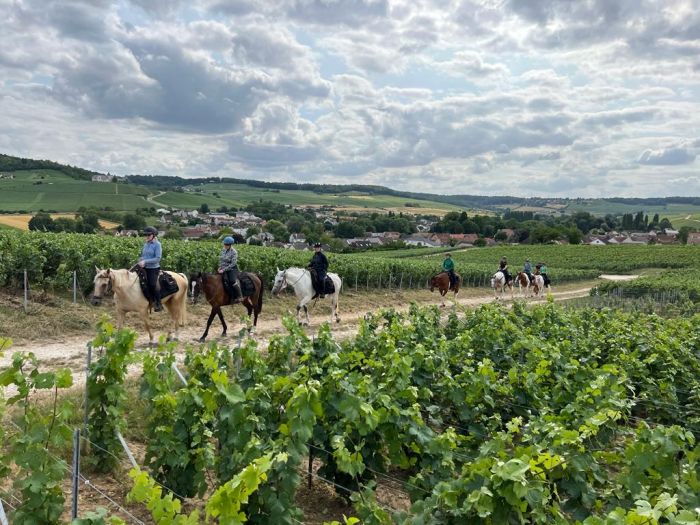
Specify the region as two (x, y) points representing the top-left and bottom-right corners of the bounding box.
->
(1, 0), (699, 197)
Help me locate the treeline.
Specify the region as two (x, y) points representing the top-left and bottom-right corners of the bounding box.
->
(432, 210), (677, 244)
(0, 153), (100, 181)
(28, 211), (101, 233)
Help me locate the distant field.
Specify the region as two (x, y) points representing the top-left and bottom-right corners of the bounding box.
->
(0, 214), (120, 230)
(154, 182), (464, 215)
(563, 200), (700, 218)
(0, 170), (152, 212)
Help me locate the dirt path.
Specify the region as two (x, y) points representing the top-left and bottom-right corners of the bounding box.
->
(1, 284), (595, 379)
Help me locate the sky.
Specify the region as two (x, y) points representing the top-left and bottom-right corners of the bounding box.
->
(1, 0), (699, 198)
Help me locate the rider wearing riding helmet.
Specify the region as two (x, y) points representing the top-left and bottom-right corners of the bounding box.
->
(138, 226), (163, 311)
(218, 236), (242, 303)
(499, 255), (511, 283)
(309, 242), (329, 298)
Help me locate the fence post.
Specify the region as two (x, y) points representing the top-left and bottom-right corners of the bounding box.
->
(172, 363), (188, 386)
(71, 428), (81, 520)
(73, 271), (77, 304)
(399, 272), (403, 290)
(0, 498), (8, 525)
(84, 344), (92, 434)
(116, 431), (138, 468)
(23, 269), (28, 312)
(409, 274), (413, 289)
(308, 448), (313, 488)
(354, 271), (358, 291)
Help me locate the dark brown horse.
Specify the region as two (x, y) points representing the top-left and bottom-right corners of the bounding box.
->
(430, 271), (461, 307)
(190, 272), (264, 342)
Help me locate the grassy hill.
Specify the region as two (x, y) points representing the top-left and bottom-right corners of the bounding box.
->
(0, 170), (152, 212)
(2, 153), (700, 222)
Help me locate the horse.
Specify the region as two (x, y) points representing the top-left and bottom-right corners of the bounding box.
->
(189, 272), (264, 342)
(271, 267), (341, 326)
(430, 271), (461, 307)
(531, 274), (546, 297)
(91, 268), (188, 344)
(514, 271), (533, 298)
(491, 271), (513, 300)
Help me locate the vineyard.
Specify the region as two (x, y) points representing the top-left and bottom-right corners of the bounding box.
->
(1, 301), (700, 524)
(0, 231), (605, 296)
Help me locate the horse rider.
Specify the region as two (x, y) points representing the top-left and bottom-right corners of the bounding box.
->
(536, 262), (550, 287)
(443, 252), (456, 289)
(499, 255), (511, 284)
(523, 258), (533, 282)
(138, 226), (163, 312)
(218, 236), (243, 303)
(309, 242), (329, 298)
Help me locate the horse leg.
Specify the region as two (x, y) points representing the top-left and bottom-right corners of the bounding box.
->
(199, 306), (218, 342)
(217, 307), (227, 337)
(304, 304), (310, 326)
(244, 298), (255, 334)
(440, 290), (446, 308)
(333, 292), (340, 323)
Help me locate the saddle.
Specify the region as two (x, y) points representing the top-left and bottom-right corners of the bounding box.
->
(309, 269), (335, 296)
(131, 267), (179, 302)
(222, 272), (257, 301)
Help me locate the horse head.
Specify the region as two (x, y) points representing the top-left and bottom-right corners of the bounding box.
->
(429, 275), (437, 292)
(188, 272), (203, 304)
(271, 269), (287, 296)
(91, 267), (112, 305)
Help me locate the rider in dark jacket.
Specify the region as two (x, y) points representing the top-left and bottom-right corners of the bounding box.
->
(499, 256), (511, 284)
(309, 242), (329, 298)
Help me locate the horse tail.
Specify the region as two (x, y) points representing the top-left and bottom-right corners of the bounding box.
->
(255, 273), (264, 316)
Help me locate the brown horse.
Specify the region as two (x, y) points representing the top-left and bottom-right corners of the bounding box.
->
(430, 271), (461, 307)
(190, 272), (264, 342)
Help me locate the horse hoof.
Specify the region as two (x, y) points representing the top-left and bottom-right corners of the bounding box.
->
(335, 318), (340, 324)
(198, 337), (206, 343)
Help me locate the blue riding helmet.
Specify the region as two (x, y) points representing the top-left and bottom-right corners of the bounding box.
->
(223, 236), (235, 245)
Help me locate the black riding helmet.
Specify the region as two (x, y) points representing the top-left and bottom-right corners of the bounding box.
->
(143, 226), (158, 236)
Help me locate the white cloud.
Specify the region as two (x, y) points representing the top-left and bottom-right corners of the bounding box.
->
(0, 0), (699, 197)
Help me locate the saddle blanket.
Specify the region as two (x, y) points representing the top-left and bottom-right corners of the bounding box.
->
(239, 273), (257, 297)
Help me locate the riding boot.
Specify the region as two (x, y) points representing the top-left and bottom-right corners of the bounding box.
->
(231, 281), (243, 303)
(154, 299), (163, 312)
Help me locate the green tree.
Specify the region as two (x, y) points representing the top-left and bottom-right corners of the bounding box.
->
(199, 203), (210, 214)
(122, 213), (146, 231)
(263, 219), (288, 241)
(163, 226), (183, 240)
(28, 212), (55, 231)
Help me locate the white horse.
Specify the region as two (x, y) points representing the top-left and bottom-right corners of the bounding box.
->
(91, 268), (188, 343)
(491, 271), (513, 300)
(271, 267), (341, 326)
(531, 274), (546, 297)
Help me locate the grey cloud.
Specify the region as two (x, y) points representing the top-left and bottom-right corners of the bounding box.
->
(638, 147), (696, 165)
(286, 0), (389, 27)
(580, 108), (658, 128)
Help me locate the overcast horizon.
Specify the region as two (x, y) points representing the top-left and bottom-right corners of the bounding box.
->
(1, 0), (699, 198)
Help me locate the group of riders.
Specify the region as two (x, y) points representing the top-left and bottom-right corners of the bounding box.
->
(138, 225), (550, 310)
(441, 253), (551, 289)
(138, 226), (331, 308)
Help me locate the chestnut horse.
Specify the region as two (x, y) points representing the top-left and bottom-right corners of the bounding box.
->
(190, 272), (264, 342)
(430, 271), (461, 307)
(91, 268), (188, 344)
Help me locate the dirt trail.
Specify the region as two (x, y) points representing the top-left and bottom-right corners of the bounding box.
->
(1, 285), (595, 379)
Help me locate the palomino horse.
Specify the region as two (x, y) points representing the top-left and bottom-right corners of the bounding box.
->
(91, 268), (188, 344)
(271, 267), (341, 326)
(491, 271), (513, 300)
(514, 272), (533, 298)
(189, 272), (264, 342)
(430, 271), (461, 307)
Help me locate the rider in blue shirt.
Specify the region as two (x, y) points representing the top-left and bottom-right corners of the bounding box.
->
(138, 226), (163, 311)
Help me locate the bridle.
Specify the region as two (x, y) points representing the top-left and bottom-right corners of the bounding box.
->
(92, 272), (113, 301)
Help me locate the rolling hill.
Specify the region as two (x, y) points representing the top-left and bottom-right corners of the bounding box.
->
(2, 153), (700, 222)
